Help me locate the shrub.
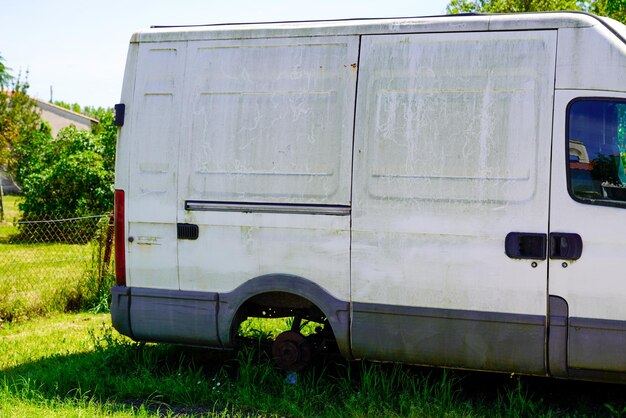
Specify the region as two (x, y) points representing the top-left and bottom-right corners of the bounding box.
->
(15, 125), (113, 242)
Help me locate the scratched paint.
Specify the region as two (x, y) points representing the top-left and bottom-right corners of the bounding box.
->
(351, 30), (557, 317)
(183, 37), (359, 205)
(173, 36), (358, 300)
(114, 15), (626, 380)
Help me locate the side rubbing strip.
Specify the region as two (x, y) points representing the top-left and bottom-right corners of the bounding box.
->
(185, 200), (351, 216)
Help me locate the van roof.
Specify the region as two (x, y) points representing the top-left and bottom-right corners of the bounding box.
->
(131, 12), (605, 43)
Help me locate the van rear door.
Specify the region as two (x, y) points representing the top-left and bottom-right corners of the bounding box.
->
(125, 41), (186, 291)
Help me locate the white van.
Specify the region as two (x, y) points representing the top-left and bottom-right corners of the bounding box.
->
(111, 12), (626, 382)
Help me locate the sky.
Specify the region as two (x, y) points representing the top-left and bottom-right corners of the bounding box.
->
(1, 0), (451, 109)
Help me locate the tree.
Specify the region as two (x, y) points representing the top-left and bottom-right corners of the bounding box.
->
(53, 100), (82, 114)
(0, 55), (12, 90)
(0, 56), (42, 222)
(0, 54), (117, 232)
(0, 55), (8, 222)
(446, 0), (626, 26)
(13, 107), (116, 238)
(16, 124), (114, 242)
(89, 107), (117, 174)
(592, 0), (626, 23)
(446, 0), (582, 13)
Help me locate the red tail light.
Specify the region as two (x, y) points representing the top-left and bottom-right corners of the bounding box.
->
(114, 189), (126, 286)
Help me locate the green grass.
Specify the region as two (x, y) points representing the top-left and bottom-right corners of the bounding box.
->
(0, 242), (94, 321)
(2, 195), (21, 219)
(238, 316), (322, 340)
(0, 196), (112, 321)
(2, 313), (626, 417)
(0, 195), (21, 237)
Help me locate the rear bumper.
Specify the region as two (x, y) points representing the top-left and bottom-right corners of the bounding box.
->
(110, 286), (133, 338)
(110, 286), (220, 346)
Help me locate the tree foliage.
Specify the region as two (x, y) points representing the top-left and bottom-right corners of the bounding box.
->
(0, 55), (13, 90)
(18, 126), (112, 216)
(53, 101), (110, 120)
(591, 0), (626, 23)
(89, 108), (117, 174)
(0, 54), (116, 234)
(53, 100), (82, 114)
(446, 0), (580, 13)
(16, 115), (115, 218)
(0, 74), (43, 175)
(446, 0), (626, 23)
(14, 119), (115, 242)
(0, 55), (43, 222)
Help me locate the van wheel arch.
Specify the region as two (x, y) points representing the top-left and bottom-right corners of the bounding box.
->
(217, 274), (352, 360)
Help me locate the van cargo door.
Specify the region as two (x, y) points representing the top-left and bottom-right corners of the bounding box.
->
(351, 30), (557, 373)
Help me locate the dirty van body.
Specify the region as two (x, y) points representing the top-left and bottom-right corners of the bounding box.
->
(111, 12), (626, 383)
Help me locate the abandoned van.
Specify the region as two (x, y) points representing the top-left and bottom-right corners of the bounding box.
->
(111, 12), (626, 383)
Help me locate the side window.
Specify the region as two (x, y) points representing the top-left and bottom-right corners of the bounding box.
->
(567, 99), (626, 206)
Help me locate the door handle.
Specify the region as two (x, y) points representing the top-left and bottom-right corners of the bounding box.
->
(505, 232), (547, 260)
(550, 233), (583, 260)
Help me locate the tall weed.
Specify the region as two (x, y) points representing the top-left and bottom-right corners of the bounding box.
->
(497, 378), (543, 417)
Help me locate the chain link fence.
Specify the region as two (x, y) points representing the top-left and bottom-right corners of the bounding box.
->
(0, 212), (114, 322)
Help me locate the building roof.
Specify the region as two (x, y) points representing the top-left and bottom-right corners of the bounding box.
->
(33, 98), (99, 126)
(32, 98), (99, 137)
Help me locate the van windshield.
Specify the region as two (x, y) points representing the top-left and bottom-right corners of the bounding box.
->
(568, 99), (626, 206)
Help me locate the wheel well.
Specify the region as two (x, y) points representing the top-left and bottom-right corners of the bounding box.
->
(231, 291), (329, 338)
(218, 274), (351, 359)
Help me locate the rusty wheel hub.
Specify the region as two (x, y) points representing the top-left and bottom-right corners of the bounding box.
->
(272, 330), (311, 371)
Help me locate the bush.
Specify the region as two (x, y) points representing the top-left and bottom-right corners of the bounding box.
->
(15, 125), (114, 242)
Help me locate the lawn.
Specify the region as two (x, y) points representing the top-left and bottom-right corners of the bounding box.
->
(0, 195), (111, 322)
(0, 195), (21, 238)
(0, 241), (94, 321)
(2, 313), (626, 417)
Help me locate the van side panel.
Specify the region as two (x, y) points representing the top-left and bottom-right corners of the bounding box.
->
(556, 24), (626, 92)
(111, 14), (626, 384)
(351, 31), (557, 373)
(179, 36), (356, 205)
(176, 36), (358, 305)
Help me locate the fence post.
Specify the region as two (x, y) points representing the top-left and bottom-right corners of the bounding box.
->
(102, 212), (114, 275)
(0, 180), (4, 223)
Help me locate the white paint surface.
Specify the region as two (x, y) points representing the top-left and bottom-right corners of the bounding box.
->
(351, 30), (557, 316)
(114, 13), (626, 340)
